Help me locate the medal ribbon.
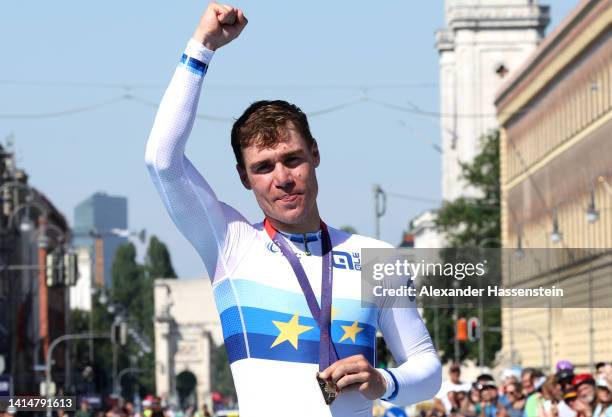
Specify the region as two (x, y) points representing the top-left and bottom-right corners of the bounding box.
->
(263, 218), (338, 371)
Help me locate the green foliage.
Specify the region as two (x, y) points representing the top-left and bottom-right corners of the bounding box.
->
(340, 225), (358, 234)
(146, 236), (177, 279)
(69, 236), (177, 399)
(436, 130), (501, 248)
(212, 344), (236, 402)
(423, 129), (502, 366)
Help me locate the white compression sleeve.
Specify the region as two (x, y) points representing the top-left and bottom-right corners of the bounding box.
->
(145, 40), (251, 281)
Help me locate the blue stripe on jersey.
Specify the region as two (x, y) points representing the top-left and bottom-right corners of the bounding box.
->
(224, 332), (375, 365)
(213, 279), (379, 365)
(219, 306), (376, 346)
(213, 279), (378, 327)
(179, 54), (208, 76)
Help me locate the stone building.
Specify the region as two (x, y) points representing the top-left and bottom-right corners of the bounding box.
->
(495, 0), (612, 370)
(437, 0), (550, 201)
(154, 278), (223, 409)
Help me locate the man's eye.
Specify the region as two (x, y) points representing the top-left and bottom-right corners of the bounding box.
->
(254, 164), (273, 173)
(285, 157), (301, 167)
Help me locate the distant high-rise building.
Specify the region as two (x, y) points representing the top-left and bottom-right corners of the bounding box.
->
(73, 192), (128, 288)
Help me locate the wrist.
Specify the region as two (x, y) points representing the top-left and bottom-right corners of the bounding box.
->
(192, 30), (217, 51)
(185, 39), (214, 66)
(378, 368), (399, 401)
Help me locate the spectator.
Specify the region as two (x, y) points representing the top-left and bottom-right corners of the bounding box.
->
(437, 364), (472, 414)
(505, 382), (527, 417)
(593, 378), (611, 417)
(554, 371), (577, 417)
(596, 364), (609, 382)
(524, 371), (546, 417)
(539, 376), (563, 417)
(500, 372), (521, 409)
(76, 400), (93, 417)
(523, 369), (543, 398)
(557, 362), (575, 374)
(475, 380), (499, 417)
(570, 374), (596, 417)
(123, 403), (135, 417)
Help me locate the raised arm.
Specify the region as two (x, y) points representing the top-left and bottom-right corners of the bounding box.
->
(145, 3), (248, 280)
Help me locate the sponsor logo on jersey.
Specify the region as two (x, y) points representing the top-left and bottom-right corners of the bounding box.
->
(266, 242), (280, 253)
(265, 243), (362, 271)
(332, 251), (361, 271)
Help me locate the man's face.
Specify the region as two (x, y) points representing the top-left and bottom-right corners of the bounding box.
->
(238, 125), (320, 230)
(522, 373), (534, 394)
(450, 369), (460, 383)
(577, 383), (595, 404)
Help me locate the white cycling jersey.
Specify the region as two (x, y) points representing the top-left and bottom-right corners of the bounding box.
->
(145, 39), (441, 417)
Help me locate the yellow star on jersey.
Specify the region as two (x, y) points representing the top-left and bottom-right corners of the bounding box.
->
(331, 306), (339, 320)
(339, 320), (364, 343)
(270, 314), (313, 350)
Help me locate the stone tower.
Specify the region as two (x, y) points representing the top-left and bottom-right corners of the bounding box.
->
(437, 0), (550, 201)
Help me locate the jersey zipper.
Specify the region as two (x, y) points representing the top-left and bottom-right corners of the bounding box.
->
(303, 233), (311, 256)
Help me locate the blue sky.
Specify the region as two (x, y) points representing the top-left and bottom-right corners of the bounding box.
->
(0, 1), (578, 278)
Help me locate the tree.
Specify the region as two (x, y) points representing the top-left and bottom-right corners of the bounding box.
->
(146, 236), (177, 279)
(423, 129), (502, 366)
(340, 225), (358, 234)
(436, 130), (500, 248)
(110, 236), (178, 398)
(69, 236), (178, 398)
(212, 343), (236, 402)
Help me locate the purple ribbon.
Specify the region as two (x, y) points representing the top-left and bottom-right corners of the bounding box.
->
(265, 219), (338, 371)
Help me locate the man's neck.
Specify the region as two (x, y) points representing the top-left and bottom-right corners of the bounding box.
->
(267, 210), (322, 235)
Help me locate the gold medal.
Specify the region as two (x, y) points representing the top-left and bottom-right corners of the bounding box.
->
(317, 374), (339, 405)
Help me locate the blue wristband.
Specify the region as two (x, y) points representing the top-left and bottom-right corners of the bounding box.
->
(179, 54), (208, 76)
(381, 368), (399, 401)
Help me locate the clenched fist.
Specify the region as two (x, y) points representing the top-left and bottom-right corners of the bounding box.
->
(193, 2), (247, 51)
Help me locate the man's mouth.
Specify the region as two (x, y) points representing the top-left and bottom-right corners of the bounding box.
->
(278, 193), (300, 203)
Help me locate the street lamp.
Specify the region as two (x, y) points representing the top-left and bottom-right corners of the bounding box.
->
(550, 210), (563, 244)
(586, 190), (599, 224)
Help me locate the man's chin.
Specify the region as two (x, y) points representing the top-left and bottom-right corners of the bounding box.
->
(268, 207), (306, 225)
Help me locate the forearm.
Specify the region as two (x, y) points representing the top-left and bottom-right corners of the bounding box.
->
(378, 307), (442, 406)
(378, 343), (442, 405)
(145, 39), (214, 176)
(144, 40), (234, 278)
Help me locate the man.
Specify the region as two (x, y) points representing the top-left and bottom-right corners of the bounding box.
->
(76, 399), (93, 417)
(596, 363), (609, 381)
(436, 364), (471, 413)
(594, 377), (611, 417)
(522, 368), (542, 398)
(555, 370), (578, 417)
(570, 374), (596, 417)
(145, 3), (441, 417)
(472, 376), (499, 417)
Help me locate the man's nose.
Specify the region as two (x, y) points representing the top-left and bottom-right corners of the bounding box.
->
(273, 163), (294, 188)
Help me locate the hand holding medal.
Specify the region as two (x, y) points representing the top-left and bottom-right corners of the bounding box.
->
(317, 354), (388, 404)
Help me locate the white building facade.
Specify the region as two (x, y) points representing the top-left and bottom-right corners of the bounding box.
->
(69, 246), (92, 311)
(437, 0), (550, 201)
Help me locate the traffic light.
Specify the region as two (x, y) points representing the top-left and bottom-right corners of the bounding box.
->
(456, 318), (468, 342)
(467, 317), (480, 342)
(112, 322), (129, 346)
(46, 253), (59, 287)
(63, 253), (79, 286)
(119, 322), (128, 346)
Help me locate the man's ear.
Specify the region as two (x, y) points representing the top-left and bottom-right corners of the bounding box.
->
(311, 139), (320, 168)
(236, 164), (252, 190)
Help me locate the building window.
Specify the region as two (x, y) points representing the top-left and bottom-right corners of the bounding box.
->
(495, 63), (509, 78)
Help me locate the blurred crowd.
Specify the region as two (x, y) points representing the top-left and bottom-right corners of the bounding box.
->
(68, 396), (214, 417)
(428, 361), (612, 417)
